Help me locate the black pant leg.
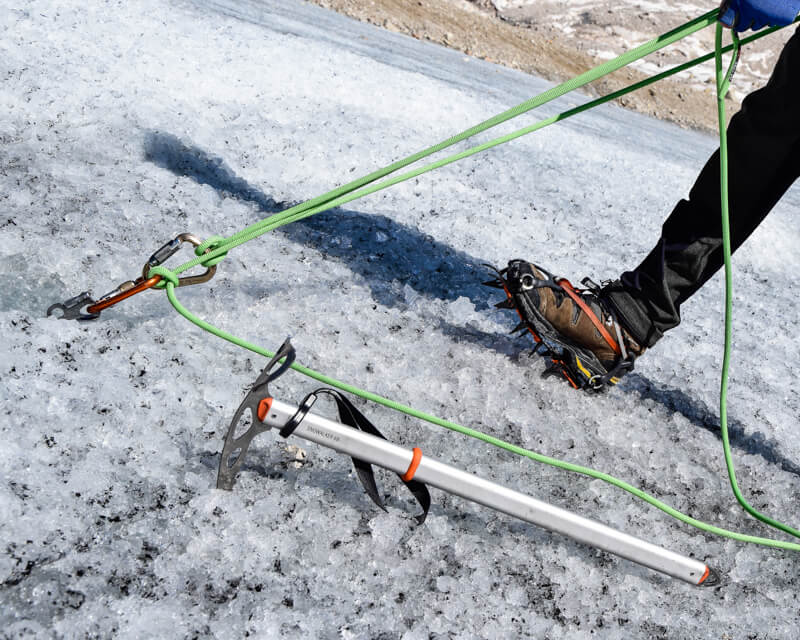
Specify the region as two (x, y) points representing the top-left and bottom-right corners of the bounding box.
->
(604, 25), (800, 348)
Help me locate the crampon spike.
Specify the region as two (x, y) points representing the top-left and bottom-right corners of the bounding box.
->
(541, 359), (566, 380)
(511, 321), (528, 334)
(541, 359), (580, 389)
(482, 263), (508, 278)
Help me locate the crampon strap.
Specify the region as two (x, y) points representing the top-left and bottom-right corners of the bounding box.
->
(557, 279), (621, 356)
(558, 278), (637, 387)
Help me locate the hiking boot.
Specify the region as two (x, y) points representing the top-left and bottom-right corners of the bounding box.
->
(486, 260), (644, 391)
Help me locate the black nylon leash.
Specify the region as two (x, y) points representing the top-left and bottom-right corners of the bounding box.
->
(281, 388), (431, 524)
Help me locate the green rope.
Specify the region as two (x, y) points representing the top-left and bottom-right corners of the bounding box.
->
(167, 16), (794, 279)
(140, 17), (800, 551)
(168, 10), (722, 277)
(185, 22), (788, 250)
(715, 24), (800, 540)
(154, 269), (799, 551)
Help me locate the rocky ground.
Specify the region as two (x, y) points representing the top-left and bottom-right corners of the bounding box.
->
(308, 0), (795, 131)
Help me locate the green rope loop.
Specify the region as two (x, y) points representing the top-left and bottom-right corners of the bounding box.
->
(162, 281), (800, 551)
(195, 235), (229, 268)
(148, 265), (180, 288)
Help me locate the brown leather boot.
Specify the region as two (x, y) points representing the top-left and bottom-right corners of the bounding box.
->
(487, 260), (644, 391)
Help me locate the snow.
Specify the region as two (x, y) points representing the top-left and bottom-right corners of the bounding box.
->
(2, 0), (800, 637)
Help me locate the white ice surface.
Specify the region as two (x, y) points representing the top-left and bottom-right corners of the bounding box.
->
(2, 0), (800, 638)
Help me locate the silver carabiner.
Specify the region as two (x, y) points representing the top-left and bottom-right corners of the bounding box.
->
(142, 233), (216, 287)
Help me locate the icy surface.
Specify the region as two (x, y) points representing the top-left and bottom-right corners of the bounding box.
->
(2, 0), (800, 638)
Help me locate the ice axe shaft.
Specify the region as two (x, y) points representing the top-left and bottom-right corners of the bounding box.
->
(262, 398), (716, 586)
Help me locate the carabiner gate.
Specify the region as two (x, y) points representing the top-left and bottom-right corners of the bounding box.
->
(142, 233), (216, 287)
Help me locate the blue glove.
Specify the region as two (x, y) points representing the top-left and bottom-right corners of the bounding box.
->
(719, 0), (800, 32)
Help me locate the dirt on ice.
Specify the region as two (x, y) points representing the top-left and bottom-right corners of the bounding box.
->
(308, 0), (794, 132)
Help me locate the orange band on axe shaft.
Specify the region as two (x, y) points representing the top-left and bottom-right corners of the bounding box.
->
(401, 447), (423, 482)
(257, 397), (273, 423)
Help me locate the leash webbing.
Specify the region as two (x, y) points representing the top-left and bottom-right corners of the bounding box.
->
(143, 16), (800, 550)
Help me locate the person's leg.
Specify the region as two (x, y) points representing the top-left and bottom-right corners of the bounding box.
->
(604, 26), (800, 348)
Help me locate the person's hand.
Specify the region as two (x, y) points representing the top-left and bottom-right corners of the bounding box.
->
(719, 0), (800, 32)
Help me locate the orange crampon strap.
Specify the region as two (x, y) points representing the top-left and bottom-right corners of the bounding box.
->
(486, 262), (630, 391)
(557, 279), (622, 356)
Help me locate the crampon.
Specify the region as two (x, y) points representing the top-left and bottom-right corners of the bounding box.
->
(485, 260), (638, 392)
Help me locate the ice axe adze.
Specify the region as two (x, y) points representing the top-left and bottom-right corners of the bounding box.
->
(217, 340), (718, 587)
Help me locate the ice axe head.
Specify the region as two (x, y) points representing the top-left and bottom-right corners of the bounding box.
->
(216, 339), (295, 490)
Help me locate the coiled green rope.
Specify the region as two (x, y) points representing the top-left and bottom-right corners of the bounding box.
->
(148, 16), (800, 551)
